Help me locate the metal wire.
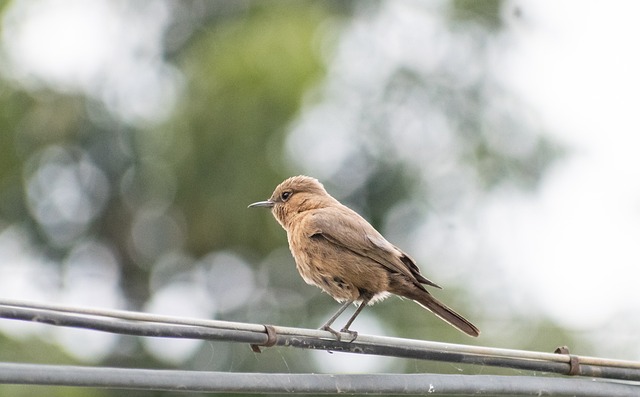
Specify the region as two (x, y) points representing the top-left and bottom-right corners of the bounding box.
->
(1, 298), (640, 390)
(2, 298), (637, 369)
(0, 362), (638, 396)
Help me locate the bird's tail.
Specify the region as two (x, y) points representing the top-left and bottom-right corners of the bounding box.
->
(408, 290), (480, 337)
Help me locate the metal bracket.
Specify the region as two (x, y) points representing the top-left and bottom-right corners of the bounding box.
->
(554, 345), (581, 376)
(250, 324), (277, 353)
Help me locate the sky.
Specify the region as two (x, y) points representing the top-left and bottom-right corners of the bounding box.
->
(486, 1), (640, 331)
(1, 0), (640, 364)
(0, 0), (180, 125)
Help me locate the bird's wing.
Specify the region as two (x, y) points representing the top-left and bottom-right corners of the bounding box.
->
(305, 207), (441, 289)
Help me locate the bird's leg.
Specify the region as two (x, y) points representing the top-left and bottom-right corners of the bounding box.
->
(339, 297), (370, 342)
(319, 300), (353, 340)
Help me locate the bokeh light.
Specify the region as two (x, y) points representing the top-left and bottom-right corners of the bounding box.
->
(0, 1), (639, 381)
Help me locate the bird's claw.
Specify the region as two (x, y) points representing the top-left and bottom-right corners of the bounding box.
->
(320, 325), (359, 342)
(320, 325), (342, 341)
(340, 328), (358, 342)
(320, 326), (358, 342)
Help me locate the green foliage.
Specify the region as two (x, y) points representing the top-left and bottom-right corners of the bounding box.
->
(0, 333), (107, 397)
(0, 0), (587, 388)
(0, 87), (89, 229)
(159, 2), (330, 256)
(449, 0), (506, 30)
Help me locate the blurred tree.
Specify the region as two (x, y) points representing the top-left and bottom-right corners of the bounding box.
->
(0, 0), (343, 373)
(0, 1), (587, 391)
(450, 0), (505, 29)
(164, 2), (330, 256)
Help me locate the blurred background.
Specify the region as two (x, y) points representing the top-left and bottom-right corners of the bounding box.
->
(1, 0), (639, 394)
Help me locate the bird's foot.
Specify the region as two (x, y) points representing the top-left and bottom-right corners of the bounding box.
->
(320, 325), (342, 341)
(340, 328), (358, 343)
(319, 326), (359, 342)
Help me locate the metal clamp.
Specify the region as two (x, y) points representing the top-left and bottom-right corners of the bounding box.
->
(554, 345), (581, 376)
(250, 324), (278, 353)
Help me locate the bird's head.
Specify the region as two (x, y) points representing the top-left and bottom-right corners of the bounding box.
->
(248, 175), (337, 229)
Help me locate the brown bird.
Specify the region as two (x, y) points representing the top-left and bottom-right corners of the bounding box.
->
(249, 175), (479, 340)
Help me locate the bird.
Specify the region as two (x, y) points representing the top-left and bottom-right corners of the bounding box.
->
(249, 175), (479, 340)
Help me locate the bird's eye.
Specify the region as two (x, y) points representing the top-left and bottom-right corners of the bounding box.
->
(281, 191), (292, 201)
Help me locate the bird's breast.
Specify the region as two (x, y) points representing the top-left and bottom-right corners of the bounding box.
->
(285, 220), (390, 303)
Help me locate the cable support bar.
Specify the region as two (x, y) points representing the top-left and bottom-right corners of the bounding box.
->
(0, 362), (638, 396)
(1, 299), (640, 381)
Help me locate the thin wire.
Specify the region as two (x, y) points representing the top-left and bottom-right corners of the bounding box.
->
(1, 299), (640, 382)
(1, 298), (637, 370)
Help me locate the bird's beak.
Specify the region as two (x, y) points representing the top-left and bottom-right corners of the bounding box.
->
(248, 200), (275, 209)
